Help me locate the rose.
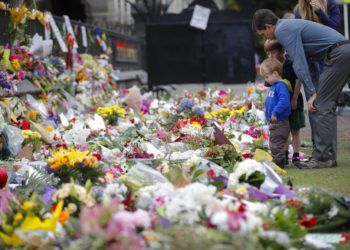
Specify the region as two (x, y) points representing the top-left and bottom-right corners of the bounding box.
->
(0, 168), (8, 189)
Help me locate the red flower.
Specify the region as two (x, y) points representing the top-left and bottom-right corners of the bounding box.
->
(299, 214), (317, 229)
(238, 203), (246, 213)
(50, 203), (57, 213)
(286, 199), (302, 210)
(242, 153), (253, 159)
(69, 117), (77, 123)
(92, 153), (102, 161)
(207, 169), (215, 178)
(176, 120), (188, 129)
(122, 192), (135, 209)
(0, 168), (8, 189)
(20, 120), (31, 130)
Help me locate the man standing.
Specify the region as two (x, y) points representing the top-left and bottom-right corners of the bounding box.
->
(252, 9), (350, 168)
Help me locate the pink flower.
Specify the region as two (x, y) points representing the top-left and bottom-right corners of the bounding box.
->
(218, 90), (227, 96)
(17, 71), (25, 79)
(157, 130), (168, 139)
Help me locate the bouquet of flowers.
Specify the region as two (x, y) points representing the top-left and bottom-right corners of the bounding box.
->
(47, 147), (102, 184)
(96, 105), (126, 125)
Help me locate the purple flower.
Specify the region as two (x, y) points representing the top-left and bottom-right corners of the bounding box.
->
(179, 98), (194, 111)
(212, 175), (228, 189)
(160, 218), (171, 228)
(42, 186), (57, 203)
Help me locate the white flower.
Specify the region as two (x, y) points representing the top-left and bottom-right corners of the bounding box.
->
(228, 159), (264, 188)
(103, 183), (128, 200)
(211, 211), (229, 231)
(259, 230), (290, 247)
(328, 205), (339, 219)
(235, 159), (264, 180)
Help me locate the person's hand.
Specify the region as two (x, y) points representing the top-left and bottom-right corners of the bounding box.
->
(307, 93), (317, 112)
(310, 0), (321, 11)
(291, 98), (298, 110)
(271, 115), (277, 122)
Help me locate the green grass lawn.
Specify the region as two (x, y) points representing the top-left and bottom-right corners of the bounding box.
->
(285, 140), (350, 197)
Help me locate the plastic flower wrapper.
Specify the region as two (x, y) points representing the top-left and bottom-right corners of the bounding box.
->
(126, 162), (170, 189)
(62, 121), (91, 147)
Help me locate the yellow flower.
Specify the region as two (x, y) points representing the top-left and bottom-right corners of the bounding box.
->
(21, 130), (42, 140)
(9, 5), (28, 26)
(191, 122), (202, 129)
(97, 105), (126, 119)
(0, 232), (23, 247)
(230, 106), (246, 118)
(45, 125), (54, 132)
(39, 94), (48, 103)
(11, 59), (21, 70)
(26, 110), (38, 121)
(13, 213), (23, 226)
(48, 147), (95, 169)
(236, 186), (248, 195)
(21, 201), (35, 211)
(76, 69), (88, 83)
(204, 113), (213, 120)
(1, 98), (10, 106)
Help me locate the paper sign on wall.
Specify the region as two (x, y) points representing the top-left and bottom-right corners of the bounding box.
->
(190, 5), (211, 30)
(48, 13), (68, 52)
(81, 26), (88, 48)
(63, 15), (79, 48)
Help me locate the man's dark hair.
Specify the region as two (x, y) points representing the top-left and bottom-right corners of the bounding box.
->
(252, 9), (279, 32)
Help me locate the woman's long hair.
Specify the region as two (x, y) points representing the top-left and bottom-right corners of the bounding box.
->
(298, 0), (328, 23)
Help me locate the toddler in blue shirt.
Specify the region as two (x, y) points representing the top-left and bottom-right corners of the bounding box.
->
(260, 58), (291, 168)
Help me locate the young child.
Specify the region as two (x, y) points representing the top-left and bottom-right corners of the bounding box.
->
(264, 40), (306, 166)
(260, 58), (291, 168)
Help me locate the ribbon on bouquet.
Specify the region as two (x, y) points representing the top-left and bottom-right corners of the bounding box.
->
(94, 28), (107, 52)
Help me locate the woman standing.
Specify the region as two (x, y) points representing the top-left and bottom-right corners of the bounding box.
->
(295, 0), (341, 31)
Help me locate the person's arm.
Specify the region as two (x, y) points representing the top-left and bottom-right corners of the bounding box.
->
(291, 80), (302, 110)
(295, 7), (301, 19)
(275, 26), (316, 95)
(272, 84), (290, 117)
(315, 1), (341, 30)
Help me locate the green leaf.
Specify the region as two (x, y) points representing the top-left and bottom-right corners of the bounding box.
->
(192, 169), (206, 181)
(156, 207), (166, 217)
(246, 171), (265, 189)
(209, 180), (224, 190)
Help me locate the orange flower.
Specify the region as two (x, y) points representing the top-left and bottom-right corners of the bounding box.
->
(58, 211), (70, 224)
(247, 86), (254, 95)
